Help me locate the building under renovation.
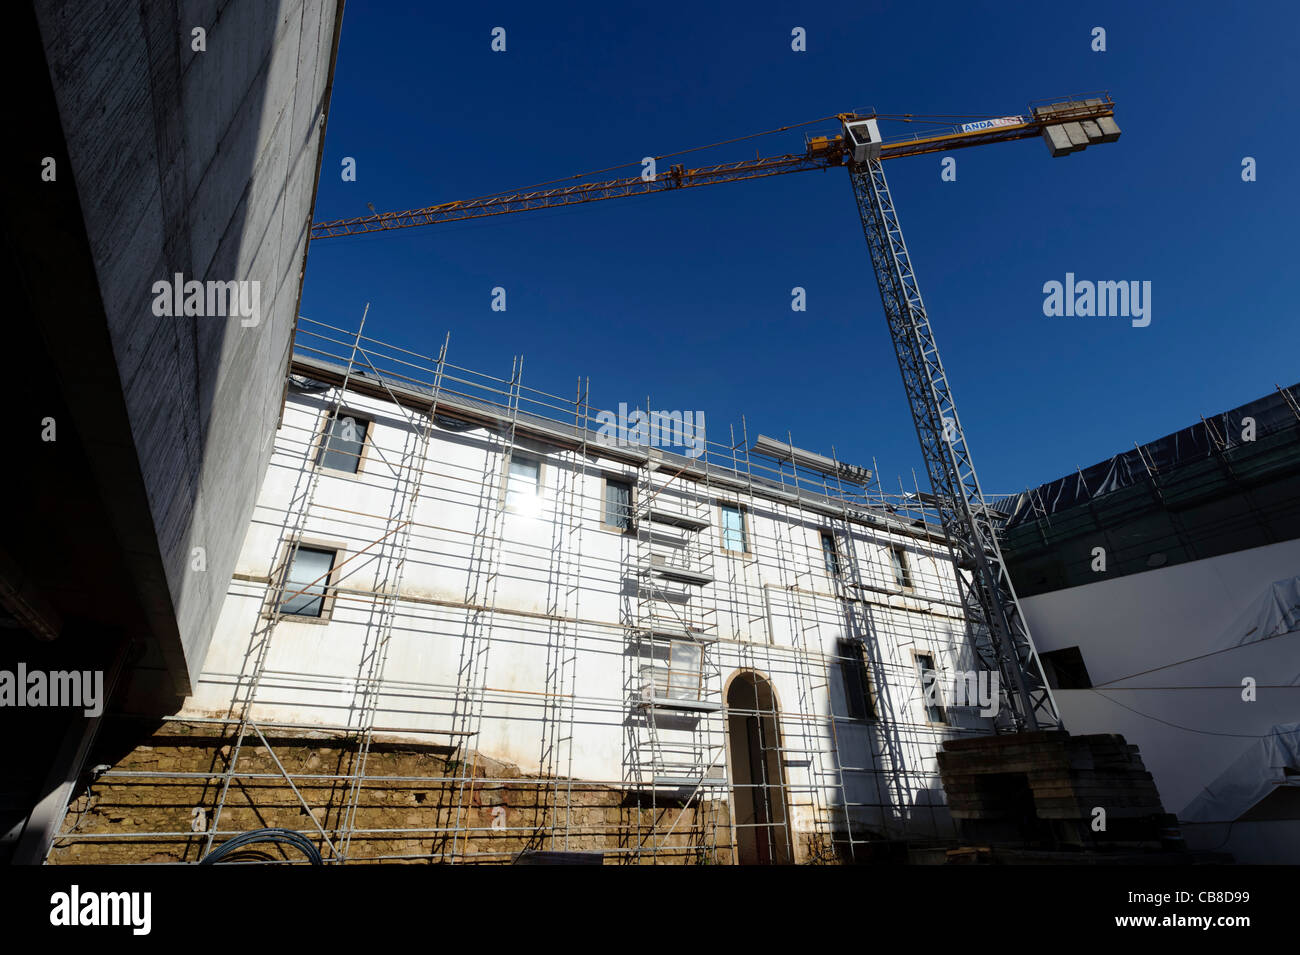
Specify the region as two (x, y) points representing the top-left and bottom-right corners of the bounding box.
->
(12, 0), (1263, 868)
(47, 317), (1001, 864)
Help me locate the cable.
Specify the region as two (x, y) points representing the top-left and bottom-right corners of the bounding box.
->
(1091, 626), (1300, 688)
(199, 827), (324, 865)
(1083, 688), (1283, 740)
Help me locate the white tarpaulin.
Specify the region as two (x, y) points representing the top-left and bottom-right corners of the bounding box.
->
(1181, 722), (1300, 822)
(1213, 575), (1300, 658)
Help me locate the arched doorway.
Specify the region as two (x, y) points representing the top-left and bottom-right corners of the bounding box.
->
(726, 671), (792, 864)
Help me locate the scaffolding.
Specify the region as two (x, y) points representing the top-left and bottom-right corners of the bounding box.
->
(627, 434), (727, 862)
(46, 316), (999, 865)
(995, 382), (1300, 598)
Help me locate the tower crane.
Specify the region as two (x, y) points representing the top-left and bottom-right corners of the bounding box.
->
(308, 95), (1122, 734)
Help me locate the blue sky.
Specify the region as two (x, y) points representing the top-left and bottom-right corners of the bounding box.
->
(301, 0), (1298, 497)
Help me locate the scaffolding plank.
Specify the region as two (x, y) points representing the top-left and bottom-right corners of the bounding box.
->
(641, 563), (714, 585)
(640, 696), (724, 713)
(645, 506), (710, 530)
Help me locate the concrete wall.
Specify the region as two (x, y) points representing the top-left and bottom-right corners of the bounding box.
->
(1020, 538), (1300, 862)
(33, 0), (345, 693)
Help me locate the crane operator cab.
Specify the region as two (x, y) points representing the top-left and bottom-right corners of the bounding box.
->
(843, 117), (882, 164)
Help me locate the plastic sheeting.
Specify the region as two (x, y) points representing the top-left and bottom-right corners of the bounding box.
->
(1181, 723), (1300, 822)
(1214, 576), (1300, 655)
(994, 383), (1300, 528)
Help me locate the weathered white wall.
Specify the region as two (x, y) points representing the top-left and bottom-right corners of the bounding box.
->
(189, 381), (994, 843)
(1020, 538), (1300, 862)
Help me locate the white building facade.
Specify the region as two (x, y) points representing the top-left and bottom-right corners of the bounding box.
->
(183, 320), (996, 862)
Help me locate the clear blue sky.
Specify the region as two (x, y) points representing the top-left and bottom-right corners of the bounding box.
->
(301, 0), (1298, 497)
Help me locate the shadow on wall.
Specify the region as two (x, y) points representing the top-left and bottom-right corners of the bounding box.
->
(29, 1), (337, 704)
(818, 603), (959, 858)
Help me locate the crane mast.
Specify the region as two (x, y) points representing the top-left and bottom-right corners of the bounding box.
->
(850, 157), (1058, 731)
(309, 95), (1123, 732)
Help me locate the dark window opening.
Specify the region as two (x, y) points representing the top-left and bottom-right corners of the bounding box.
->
(838, 639), (875, 720)
(915, 652), (946, 724)
(1039, 646), (1093, 690)
(821, 532), (841, 576)
(605, 479), (632, 531)
(317, 411), (369, 473)
(889, 545), (912, 588)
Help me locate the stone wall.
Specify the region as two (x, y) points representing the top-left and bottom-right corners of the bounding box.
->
(49, 721), (733, 865)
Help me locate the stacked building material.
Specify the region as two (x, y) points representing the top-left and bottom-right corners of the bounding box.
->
(937, 731), (1175, 851)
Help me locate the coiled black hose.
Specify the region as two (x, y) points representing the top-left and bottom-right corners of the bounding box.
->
(199, 827), (324, 865)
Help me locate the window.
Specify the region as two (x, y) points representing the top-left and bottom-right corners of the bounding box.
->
(720, 503), (748, 553)
(317, 410), (369, 473)
(667, 640), (703, 700)
(821, 532), (841, 576)
(914, 653), (946, 724)
(604, 478), (633, 531)
(281, 546), (336, 618)
(1039, 647), (1093, 689)
(505, 456), (541, 513)
(838, 639), (875, 719)
(640, 639), (704, 703)
(889, 545), (912, 588)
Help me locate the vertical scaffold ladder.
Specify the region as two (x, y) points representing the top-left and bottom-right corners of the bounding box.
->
(774, 428), (859, 861)
(446, 357), (524, 862)
(334, 334), (450, 860)
(830, 450), (910, 844)
(204, 308), (372, 861)
(630, 419), (723, 861)
(536, 377), (589, 850)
